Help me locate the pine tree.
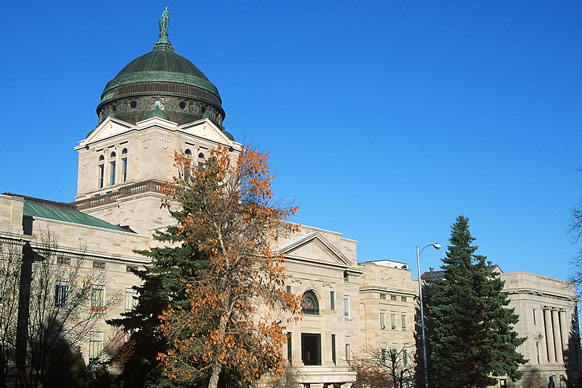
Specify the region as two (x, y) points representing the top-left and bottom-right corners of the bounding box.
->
(430, 216), (526, 388)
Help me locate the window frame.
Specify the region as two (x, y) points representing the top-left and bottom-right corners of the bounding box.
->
(330, 290), (335, 311)
(89, 331), (104, 364)
(302, 290), (319, 315)
(91, 285), (104, 313)
(344, 295), (350, 319)
(109, 160), (116, 186)
(124, 288), (138, 312)
(55, 282), (69, 308)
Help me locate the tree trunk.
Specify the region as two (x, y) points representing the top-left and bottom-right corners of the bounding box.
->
(208, 315), (228, 388)
(208, 362), (222, 388)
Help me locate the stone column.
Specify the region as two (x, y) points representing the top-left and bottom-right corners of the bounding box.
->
(544, 308), (556, 363)
(552, 309), (563, 363)
(294, 332), (303, 366)
(559, 309), (569, 363)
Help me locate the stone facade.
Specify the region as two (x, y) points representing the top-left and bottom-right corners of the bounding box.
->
(358, 261), (417, 360)
(499, 272), (582, 388)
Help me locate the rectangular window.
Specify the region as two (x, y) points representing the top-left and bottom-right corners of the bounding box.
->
(381, 343), (387, 365)
(109, 161), (116, 186)
(403, 349), (408, 366)
(391, 295), (397, 301)
(536, 342), (540, 364)
(55, 282), (69, 307)
(345, 337), (351, 362)
(330, 290), (335, 311)
(499, 379), (507, 388)
(121, 157), (128, 182)
(344, 296), (350, 319)
(533, 309), (537, 325)
(391, 312), (396, 330)
(287, 332), (292, 365)
(89, 331), (103, 363)
(301, 333), (321, 366)
(401, 314), (407, 330)
(124, 288), (138, 312)
(286, 285), (292, 294)
(380, 311), (386, 330)
(401, 296), (407, 302)
(380, 293), (386, 300)
(98, 164), (104, 188)
(331, 334), (336, 364)
(91, 285), (104, 312)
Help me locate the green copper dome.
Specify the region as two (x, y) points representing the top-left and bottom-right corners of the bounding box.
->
(101, 50), (220, 102)
(96, 8), (225, 128)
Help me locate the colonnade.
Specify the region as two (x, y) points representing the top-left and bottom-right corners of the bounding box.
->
(541, 307), (569, 364)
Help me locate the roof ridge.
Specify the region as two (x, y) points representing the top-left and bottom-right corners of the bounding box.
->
(2, 193), (75, 209)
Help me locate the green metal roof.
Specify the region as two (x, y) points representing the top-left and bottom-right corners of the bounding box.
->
(101, 51), (220, 102)
(23, 200), (129, 232)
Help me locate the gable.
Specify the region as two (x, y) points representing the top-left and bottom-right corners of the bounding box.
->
(277, 232), (351, 267)
(83, 117), (135, 144)
(179, 119), (235, 146)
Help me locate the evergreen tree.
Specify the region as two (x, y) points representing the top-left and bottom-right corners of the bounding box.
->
(430, 216), (526, 388)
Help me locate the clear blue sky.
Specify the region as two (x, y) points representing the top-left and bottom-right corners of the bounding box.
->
(1, 1), (581, 282)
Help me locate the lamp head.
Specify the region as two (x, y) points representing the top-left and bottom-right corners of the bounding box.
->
(433, 243), (442, 250)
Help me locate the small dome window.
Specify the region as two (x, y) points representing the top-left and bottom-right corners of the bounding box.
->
(198, 153), (205, 159)
(179, 101), (186, 110)
(185, 149), (192, 156)
(122, 148), (128, 154)
(302, 290), (319, 315)
(110, 151), (116, 158)
(98, 155), (104, 161)
(130, 101), (137, 109)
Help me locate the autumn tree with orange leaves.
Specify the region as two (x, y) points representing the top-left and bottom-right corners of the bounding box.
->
(158, 145), (302, 388)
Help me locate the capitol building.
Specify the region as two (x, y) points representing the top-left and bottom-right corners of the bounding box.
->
(0, 10), (580, 388)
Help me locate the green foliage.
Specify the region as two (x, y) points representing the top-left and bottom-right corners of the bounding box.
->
(108, 201), (250, 388)
(107, 204), (208, 388)
(430, 216), (526, 388)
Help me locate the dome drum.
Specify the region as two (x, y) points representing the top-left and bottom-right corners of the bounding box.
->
(98, 95), (224, 126)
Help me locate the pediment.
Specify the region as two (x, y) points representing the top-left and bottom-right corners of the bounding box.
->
(82, 117), (135, 145)
(179, 119), (235, 147)
(277, 232), (351, 267)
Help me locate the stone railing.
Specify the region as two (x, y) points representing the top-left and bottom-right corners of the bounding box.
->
(74, 180), (165, 210)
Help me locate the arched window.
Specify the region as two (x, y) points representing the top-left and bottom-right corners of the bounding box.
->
(198, 152), (205, 167)
(183, 149), (192, 182)
(109, 151), (116, 185)
(98, 156), (105, 188)
(121, 148), (128, 183)
(302, 290), (319, 315)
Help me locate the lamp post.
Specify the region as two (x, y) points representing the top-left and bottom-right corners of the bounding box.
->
(416, 243), (441, 388)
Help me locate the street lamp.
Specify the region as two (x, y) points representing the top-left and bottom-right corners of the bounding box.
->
(416, 243), (441, 388)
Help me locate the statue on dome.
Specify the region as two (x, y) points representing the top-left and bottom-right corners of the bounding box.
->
(159, 7), (169, 38)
